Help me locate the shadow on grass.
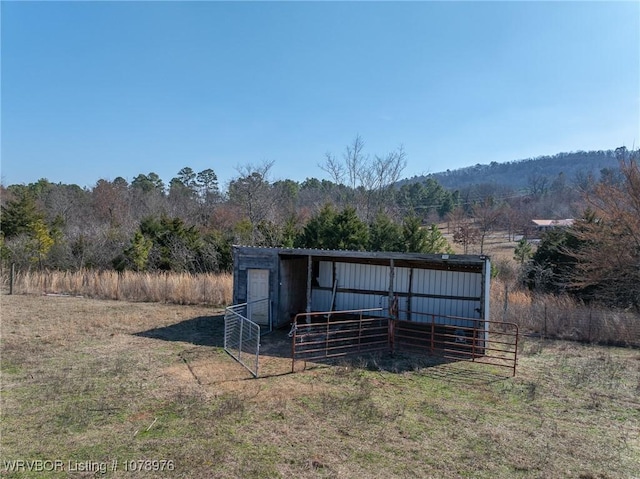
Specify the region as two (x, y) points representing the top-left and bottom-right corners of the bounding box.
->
(134, 313), (226, 347)
(297, 351), (512, 384)
(134, 316), (512, 383)
(133, 315), (295, 359)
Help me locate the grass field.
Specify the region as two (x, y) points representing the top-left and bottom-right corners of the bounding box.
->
(1, 294), (639, 478)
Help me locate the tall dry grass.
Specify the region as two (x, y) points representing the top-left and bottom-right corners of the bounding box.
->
(3, 268), (637, 346)
(491, 279), (640, 347)
(2, 269), (233, 307)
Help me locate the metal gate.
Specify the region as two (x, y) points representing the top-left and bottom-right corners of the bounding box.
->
(290, 308), (519, 376)
(393, 312), (519, 376)
(224, 301), (263, 378)
(290, 308), (388, 372)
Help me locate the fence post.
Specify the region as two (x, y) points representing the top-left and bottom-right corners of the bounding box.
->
(254, 329), (260, 378)
(325, 319), (330, 357)
(502, 282), (508, 324)
(472, 327), (477, 361)
(9, 263), (15, 295)
(291, 326), (296, 373)
(430, 315), (435, 353)
(223, 310), (228, 351)
(238, 316), (243, 363)
(358, 311), (363, 352)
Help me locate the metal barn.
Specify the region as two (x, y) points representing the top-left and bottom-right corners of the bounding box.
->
(226, 246), (520, 378)
(231, 246), (491, 331)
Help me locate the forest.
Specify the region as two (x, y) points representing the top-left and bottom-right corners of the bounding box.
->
(1, 141), (639, 312)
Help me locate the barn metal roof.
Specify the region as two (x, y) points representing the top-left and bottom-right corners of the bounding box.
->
(232, 245), (488, 271)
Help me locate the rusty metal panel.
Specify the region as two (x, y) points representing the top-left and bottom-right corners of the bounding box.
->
(291, 310), (389, 371)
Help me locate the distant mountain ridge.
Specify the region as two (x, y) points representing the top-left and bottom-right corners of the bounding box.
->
(403, 149), (622, 191)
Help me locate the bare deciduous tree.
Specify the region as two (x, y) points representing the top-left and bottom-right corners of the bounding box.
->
(568, 153), (640, 309)
(227, 161), (278, 244)
(473, 198), (502, 254)
(319, 135), (406, 221)
(453, 224), (480, 254)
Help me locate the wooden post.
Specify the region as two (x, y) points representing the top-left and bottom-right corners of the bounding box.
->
(407, 267), (413, 322)
(306, 255), (312, 323)
(388, 259), (395, 317)
(502, 282), (509, 325)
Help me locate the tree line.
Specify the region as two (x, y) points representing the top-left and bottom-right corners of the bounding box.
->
(1, 139), (638, 311)
(522, 151), (640, 310)
(0, 138), (459, 275)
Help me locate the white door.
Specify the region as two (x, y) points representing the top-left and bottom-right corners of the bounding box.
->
(247, 269), (269, 325)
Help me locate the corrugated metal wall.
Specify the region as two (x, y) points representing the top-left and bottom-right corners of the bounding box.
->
(337, 262), (390, 291)
(312, 260), (483, 326)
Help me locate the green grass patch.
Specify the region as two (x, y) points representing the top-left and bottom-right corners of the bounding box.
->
(1, 295), (639, 478)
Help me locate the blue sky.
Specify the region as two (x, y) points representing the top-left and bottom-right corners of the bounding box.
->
(2, 1), (639, 190)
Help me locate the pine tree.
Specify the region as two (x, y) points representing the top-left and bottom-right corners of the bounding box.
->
(369, 212), (403, 252)
(422, 224), (453, 254)
(1, 191), (43, 238)
(513, 238), (533, 265)
(333, 207), (369, 251)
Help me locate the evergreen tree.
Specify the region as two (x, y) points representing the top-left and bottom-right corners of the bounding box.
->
(422, 224), (453, 254)
(197, 168), (220, 203)
(513, 238), (533, 265)
(1, 190), (57, 267)
(120, 230), (153, 271)
(402, 217), (452, 253)
(1, 191), (43, 238)
(295, 204), (337, 249)
(333, 207), (369, 251)
(401, 216), (426, 253)
(369, 212), (403, 252)
(296, 205), (369, 250)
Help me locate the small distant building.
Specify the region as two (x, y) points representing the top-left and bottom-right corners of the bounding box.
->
(532, 219), (574, 233)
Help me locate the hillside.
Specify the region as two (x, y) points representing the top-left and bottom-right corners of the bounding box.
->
(403, 149), (621, 191)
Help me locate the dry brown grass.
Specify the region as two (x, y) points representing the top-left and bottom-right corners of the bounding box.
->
(491, 279), (640, 347)
(447, 228), (640, 347)
(1, 294), (639, 478)
(441, 228), (518, 261)
(1, 269), (233, 307)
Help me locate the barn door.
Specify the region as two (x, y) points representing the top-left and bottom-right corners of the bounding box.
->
(247, 269), (270, 326)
